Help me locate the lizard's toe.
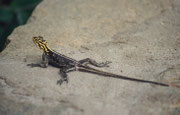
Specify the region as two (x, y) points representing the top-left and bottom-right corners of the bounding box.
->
(99, 61), (112, 67)
(104, 61), (112, 67)
(27, 64), (34, 68)
(57, 77), (68, 85)
(65, 78), (68, 84)
(57, 80), (63, 85)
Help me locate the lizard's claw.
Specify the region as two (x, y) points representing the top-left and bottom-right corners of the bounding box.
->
(27, 63), (47, 68)
(65, 77), (68, 83)
(27, 63), (35, 68)
(57, 77), (68, 85)
(57, 79), (63, 85)
(99, 61), (112, 67)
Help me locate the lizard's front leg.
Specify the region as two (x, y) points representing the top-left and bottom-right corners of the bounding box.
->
(79, 58), (111, 67)
(57, 66), (77, 85)
(27, 53), (48, 68)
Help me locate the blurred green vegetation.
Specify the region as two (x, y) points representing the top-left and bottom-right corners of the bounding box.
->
(0, 0), (42, 52)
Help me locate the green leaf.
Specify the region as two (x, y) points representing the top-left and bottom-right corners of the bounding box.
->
(16, 10), (31, 25)
(0, 27), (4, 37)
(0, 7), (13, 24)
(10, 0), (41, 8)
(0, 0), (42, 52)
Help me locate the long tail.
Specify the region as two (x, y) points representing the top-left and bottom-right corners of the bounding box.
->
(78, 66), (169, 87)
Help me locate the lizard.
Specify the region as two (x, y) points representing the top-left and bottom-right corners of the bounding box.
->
(27, 36), (171, 87)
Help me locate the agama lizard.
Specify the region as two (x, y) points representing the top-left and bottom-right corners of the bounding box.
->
(27, 36), (170, 87)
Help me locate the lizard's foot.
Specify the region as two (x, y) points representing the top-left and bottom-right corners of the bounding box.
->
(96, 61), (112, 67)
(57, 77), (68, 85)
(79, 58), (112, 67)
(27, 63), (47, 68)
(58, 67), (69, 85)
(27, 63), (39, 68)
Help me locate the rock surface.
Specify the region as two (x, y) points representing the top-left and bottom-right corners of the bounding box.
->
(0, 0), (180, 114)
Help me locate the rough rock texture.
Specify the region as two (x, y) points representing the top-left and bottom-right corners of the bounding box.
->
(0, 0), (180, 114)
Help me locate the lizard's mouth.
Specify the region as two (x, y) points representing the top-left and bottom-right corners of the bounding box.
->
(32, 36), (42, 49)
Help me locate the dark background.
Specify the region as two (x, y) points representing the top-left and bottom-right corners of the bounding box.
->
(0, 0), (42, 52)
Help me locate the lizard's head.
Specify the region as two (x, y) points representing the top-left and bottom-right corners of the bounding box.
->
(32, 36), (52, 53)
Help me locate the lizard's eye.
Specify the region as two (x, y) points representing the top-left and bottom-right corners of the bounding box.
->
(40, 46), (44, 49)
(38, 39), (42, 43)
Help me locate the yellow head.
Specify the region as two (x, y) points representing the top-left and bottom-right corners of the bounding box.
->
(32, 36), (52, 54)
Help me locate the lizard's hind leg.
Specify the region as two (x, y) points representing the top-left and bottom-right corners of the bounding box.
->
(79, 58), (111, 67)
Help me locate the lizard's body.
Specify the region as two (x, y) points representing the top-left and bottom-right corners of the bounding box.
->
(28, 36), (169, 87)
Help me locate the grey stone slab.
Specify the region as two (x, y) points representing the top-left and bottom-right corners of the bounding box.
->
(0, 0), (180, 114)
